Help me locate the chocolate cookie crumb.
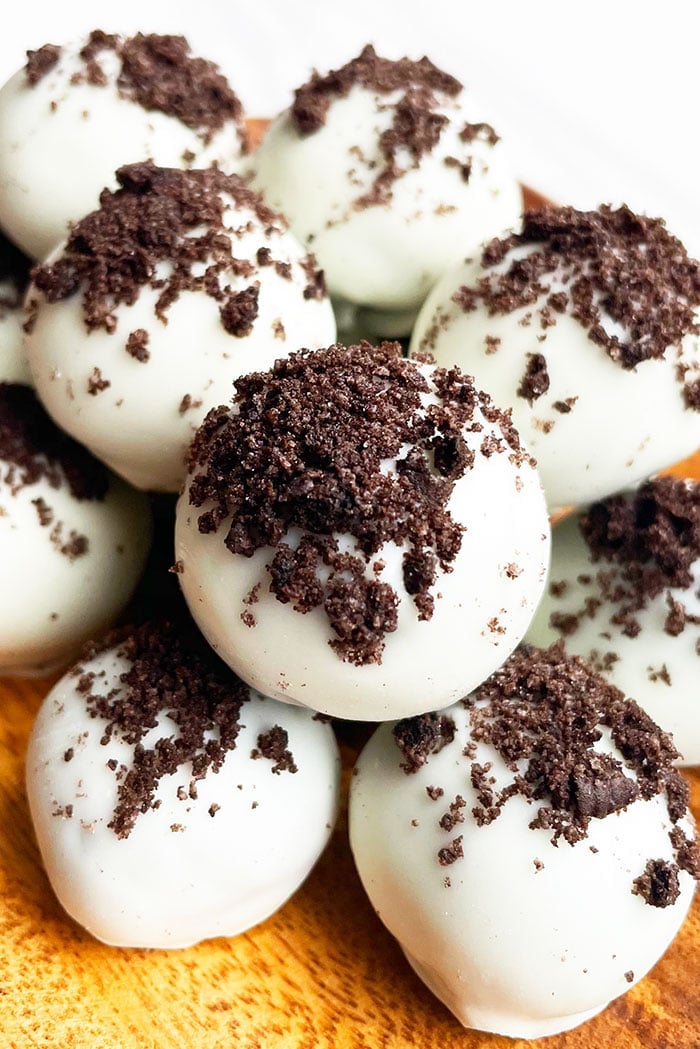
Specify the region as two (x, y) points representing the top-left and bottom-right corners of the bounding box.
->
(87, 367), (110, 395)
(438, 835), (464, 866)
(251, 725), (298, 774)
(517, 353), (550, 404)
(220, 285), (259, 336)
(393, 712), (456, 774)
(632, 859), (681, 908)
(126, 329), (150, 362)
(26, 44), (61, 85)
(0, 383), (109, 501)
(455, 205), (700, 384)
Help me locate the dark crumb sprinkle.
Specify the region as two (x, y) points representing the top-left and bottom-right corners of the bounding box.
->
(220, 285), (260, 336)
(250, 725), (298, 774)
(443, 876), (451, 888)
(624, 971), (634, 984)
(25, 43), (61, 85)
(517, 353), (550, 404)
(77, 617), (253, 839)
(63, 748), (74, 763)
(188, 343), (523, 666)
(549, 478), (700, 641)
(394, 712), (456, 774)
(291, 45), (488, 211)
(553, 397), (578, 414)
(126, 328), (150, 362)
(632, 859), (681, 908)
(0, 383), (109, 500)
(31, 162), (298, 335)
(87, 367), (110, 395)
(178, 394), (203, 416)
(208, 803), (220, 817)
(454, 205), (700, 391)
(438, 835), (463, 866)
(389, 643), (700, 902)
(28, 31), (248, 150)
(426, 785), (444, 800)
(533, 858), (544, 871)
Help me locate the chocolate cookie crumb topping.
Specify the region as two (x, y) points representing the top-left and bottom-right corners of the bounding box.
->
(455, 205), (700, 387)
(547, 478), (700, 641)
(25, 44), (61, 85)
(126, 329), (150, 362)
(393, 712), (456, 773)
(188, 342), (515, 665)
(632, 859), (681, 908)
(31, 163), (292, 334)
(251, 725), (298, 774)
(0, 383), (108, 500)
(79, 617), (252, 838)
(517, 353), (550, 404)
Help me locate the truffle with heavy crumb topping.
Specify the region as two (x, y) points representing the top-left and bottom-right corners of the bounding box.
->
(411, 204), (700, 509)
(176, 340), (549, 721)
(25, 163), (335, 492)
(527, 477), (700, 764)
(0, 31), (249, 258)
(350, 643), (699, 1038)
(0, 382), (150, 675)
(251, 45), (521, 329)
(26, 615), (340, 948)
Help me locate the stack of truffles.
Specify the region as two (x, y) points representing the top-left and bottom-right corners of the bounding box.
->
(0, 31), (697, 1040)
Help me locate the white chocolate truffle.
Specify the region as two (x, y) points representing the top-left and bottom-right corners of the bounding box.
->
(349, 645), (699, 1038)
(527, 478), (700, 765)
(26, 618), (340, 948)
(0, 383), (150, 675)
(410, 205), (700, 510)
(25, 163), (336, 492)
(175, 342), (550, 722)
(250, 45), (521, 327)
(0, 32), (249, 259)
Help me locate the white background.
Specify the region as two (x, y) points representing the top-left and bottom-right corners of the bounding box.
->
(1, 0), (699, 253)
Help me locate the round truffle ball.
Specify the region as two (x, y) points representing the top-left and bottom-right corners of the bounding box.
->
(175, 342), (550, 721)
(26, 617), (340, 948)
(527, 477), (700, 765)
(410, 205), (700, 510)
(0, 383), (151, 675)
(0, 32), (249, 259)
(250, 45), (521, 331)
(24, 163), (336, 492)
(349, 645), (699, 1038)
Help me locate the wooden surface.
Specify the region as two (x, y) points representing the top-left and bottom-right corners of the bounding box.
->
(1, 129), (698, 1046)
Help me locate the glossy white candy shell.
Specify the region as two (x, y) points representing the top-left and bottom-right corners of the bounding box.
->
(0, 466), (150, 675)
(251, 84), (522, 313)
(175, 385), (550, 722)
(410, 254), (700, 511)
(0, 44), (245, 260)
(349, 707), (696, 1037)
(25, 219), (336, 492)
(26, 651), (341, 948)
(526, 509), (700, 766)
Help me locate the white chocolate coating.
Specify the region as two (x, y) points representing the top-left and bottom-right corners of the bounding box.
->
(251, 83), (522, 318)
(0, 280), (31, 383)
(0, 39), (247, 260)
(175, 367), (550, 722)
(350, 704), (696, 1038)
(410, 247), (700, 511)
(0, 454), (150, 675)
(26, 647), (340, 948)
(526, 505), (700, 766)
(25, 197), (336, 492)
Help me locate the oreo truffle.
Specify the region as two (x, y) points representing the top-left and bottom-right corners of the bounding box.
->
(175, 341), (550, 721)
(0, 382), (150, 674)
(527, 477), (700, 764)
(24, 162), (335, 491)
(250, 45), (521, 334)
(410, 205), (700, 509)
(0, 31), (249, 259)
(349, 644), (699, 1038)
(25, 617), (340, 948)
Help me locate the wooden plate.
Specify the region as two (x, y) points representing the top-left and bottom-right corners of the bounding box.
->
(1, 126), (698, 1047)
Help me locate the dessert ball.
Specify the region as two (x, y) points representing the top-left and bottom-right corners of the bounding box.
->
(24, 162), (335, 492)
(0, 233), (31, 384)
(0, 31), (249, 259)
(26, 617), (340, 948)
(349, 645), (699, 1038)
(0, 383), (150, 675)
(527, 477), (700, 765)
(410, 205), (700, 510)
(175, 341), (550, 721)
(250, 45), (521, 331)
